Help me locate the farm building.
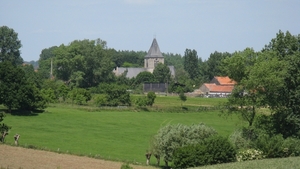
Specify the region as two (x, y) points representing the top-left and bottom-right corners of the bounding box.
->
(199, 76), (236, 97)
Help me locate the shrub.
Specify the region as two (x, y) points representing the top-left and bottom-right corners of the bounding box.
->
(173, 144), (209, 169)
(94, 94), (108, 106)
(151, 123), (217, 166)
(253, 134), (285, 158)
(205, 136), (237, 164)
(282, 137), (300, 157)
(229, 129), (251, 150)
(236, 149), (265, 162)
(135, 92), (156, 107)
(173, 136), (236, 169)
(120, 163), (133, 169)
(68, 88), (91, 105)
(146, 91), (156, 106)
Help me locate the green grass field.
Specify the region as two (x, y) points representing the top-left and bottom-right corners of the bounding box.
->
(193, 156), (300, 169)
(2, 96), (244, 165)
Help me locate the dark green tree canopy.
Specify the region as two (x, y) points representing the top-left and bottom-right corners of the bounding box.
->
(153, 63), (171, 83)
(183, 49), (199, 80)
(135, 71), (155, 84)
(39, 39), (115, 88)
(205, 51), (231, 80)
(0, 26), (23, 65)
(0, 62), (46, 112)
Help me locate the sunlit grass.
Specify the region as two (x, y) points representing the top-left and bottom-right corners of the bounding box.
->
(3, 97), (243, 165)
(192, 156), (300, 169)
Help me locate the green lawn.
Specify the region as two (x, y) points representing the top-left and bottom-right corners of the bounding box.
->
(2, 98), (243, 165)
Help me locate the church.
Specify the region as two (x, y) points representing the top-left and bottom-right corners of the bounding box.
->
(113, 38), (175, 78)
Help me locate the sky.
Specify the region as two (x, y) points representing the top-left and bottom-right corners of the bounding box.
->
(1, 0), (300, 62)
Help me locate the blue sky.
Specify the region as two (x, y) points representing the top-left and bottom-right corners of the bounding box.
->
(1, 0), (299, 62)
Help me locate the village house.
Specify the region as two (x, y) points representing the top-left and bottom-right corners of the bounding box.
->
(199, 76), (236, 97)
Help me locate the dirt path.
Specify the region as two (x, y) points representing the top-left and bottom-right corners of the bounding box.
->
(0, 145), (157, 169)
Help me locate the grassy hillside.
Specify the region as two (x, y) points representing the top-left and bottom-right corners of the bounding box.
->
(192, 156), (300, 169)
(2, 97), (244, 165)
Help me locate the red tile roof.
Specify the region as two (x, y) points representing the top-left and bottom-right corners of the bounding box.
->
(214, 76), (236, 86)
(204, 83), (234, 93)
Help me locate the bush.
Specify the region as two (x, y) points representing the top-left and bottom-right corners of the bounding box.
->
(173, 144), (209, 169)
(120, 163), (133, 169)
(236, 149), (265, 162)
(68, 88), (91, 105)
(94, 94), (108, 106)
(205, 136), (237, 164)
(282, 137), (300, 157)
(253, 134), (285, 158)
(90, 83), (132, 106)
(135, 97), (147, 107)
(146, 91), (156, 106)
(229, 129), (251, 150)
(173, 136), (236, 169)
(151, 123), (217, 166)
(135, 92), (156, 107)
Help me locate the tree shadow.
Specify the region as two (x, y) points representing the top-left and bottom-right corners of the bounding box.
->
(0, 108), (45, 116)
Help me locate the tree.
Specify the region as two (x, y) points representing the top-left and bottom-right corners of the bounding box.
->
(262, 30), (300, 138)
(0, 61), (27, 112)
(135, 71), (155, 85)
(0, 26), (23, 65)
(37, 46), (58, 79)
(183, 49), (199, 80)
(152, 63), (171, 83)
(222, 48), (285, 126)
(45, 39), (115, 88)
(205, 51), (231, 81)
(179, 92), (187, 107)
(0, 112), (10, 142)
(164, 52), (184, 70)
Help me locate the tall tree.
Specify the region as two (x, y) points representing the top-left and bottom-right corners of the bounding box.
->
(164, 52), (183, 70)
(263, 30), (300, 138)
(37, 46), (58, 79)
(52, 39), (115, 88)
(222, 48), (286, 126)
(183, 49), (199, 80)
(153, 63), (171, 83)
(205, 51), (231, 80)
(0, 62), (46, 112)
(0, 26), (23, 65)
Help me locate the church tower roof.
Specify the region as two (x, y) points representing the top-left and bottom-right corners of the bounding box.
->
(145, 38), (164, 58)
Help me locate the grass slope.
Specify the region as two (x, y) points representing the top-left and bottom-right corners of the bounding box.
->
(192, 156), (300, 169)
(2, 97), (243, 165)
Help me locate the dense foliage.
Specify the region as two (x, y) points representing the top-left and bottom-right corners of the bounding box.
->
(0, 26), (23, 65)
(222, 30), (300, 139)
(150, 123), (217, 166)
(0, 61), (46, 112)
(173, 136), (236, 168)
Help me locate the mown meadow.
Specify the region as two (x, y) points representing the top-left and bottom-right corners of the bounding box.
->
(2, 96), (245, 165)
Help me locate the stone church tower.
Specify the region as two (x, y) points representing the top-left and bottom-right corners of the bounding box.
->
(144, 38), (164, 73)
